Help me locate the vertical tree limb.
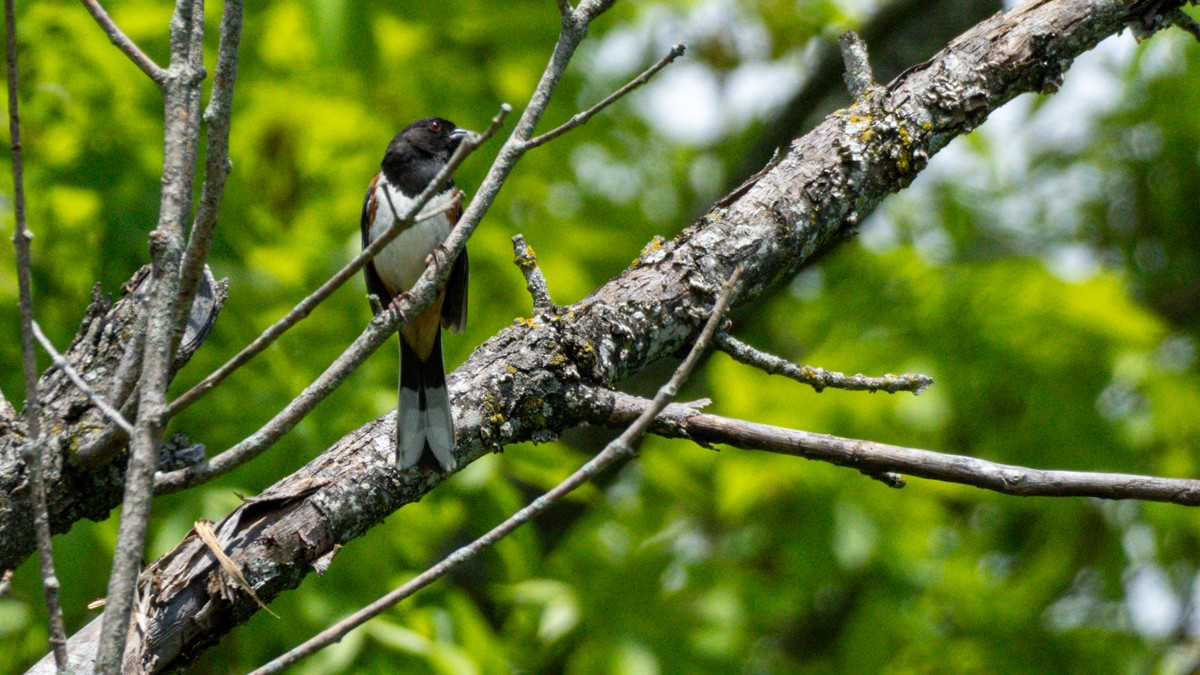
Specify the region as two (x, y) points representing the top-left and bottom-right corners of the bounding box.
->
(173, 0), (243, 342)
(5, 0), (70, 666)
(92, 0), (207, 669)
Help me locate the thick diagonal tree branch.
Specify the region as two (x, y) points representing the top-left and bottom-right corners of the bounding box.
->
(26, 0), (1186, 671)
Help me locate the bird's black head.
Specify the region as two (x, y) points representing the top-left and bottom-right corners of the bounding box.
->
(380, 117), (469, 196)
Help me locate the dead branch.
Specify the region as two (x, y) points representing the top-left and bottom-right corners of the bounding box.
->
(597, 390), (1200, 504)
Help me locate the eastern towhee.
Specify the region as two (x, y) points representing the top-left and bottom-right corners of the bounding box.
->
(361, 117), (470, 471)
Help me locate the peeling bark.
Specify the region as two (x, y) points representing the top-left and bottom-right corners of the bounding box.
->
(29, 0), (1183, 670)
(0, 267), (225, 573)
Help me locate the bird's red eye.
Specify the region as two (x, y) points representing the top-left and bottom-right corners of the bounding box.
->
(428, 120), (442, 133)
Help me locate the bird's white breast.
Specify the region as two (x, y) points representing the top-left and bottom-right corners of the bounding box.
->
(368, 179), (457, 295)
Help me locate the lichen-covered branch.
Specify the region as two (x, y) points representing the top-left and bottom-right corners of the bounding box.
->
(513, 234), (554, 314)
(715, 332), (932, 394)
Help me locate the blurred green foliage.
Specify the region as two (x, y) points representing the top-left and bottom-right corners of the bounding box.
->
(3, 0), (1200, 672)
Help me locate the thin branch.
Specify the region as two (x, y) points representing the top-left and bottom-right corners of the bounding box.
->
(512, 234), (553, 313)
(32, 321), (135, 435)
(838, 31), (875, 97)
(0, 570), (12, 597)
(1168, 8), (1200, 41)
(173, 0), (243, 347)
(6, 0), (69, 666)
(523, 42), (686, 150)
(163, 109), (507, 421)
(79, 0), (168, 85)
(94, 0), (206, 668)
(557, 0), (572, 18)
(600, 390), (1200, 505)
(248, 266), (743, 675)
(715, 332), (932, 394)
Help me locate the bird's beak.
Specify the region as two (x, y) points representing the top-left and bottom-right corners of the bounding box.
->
(449, 128), (472, 142)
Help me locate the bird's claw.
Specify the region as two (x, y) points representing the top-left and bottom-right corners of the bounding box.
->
(425, 244), (451, 272)
(386, 292), (412, 323)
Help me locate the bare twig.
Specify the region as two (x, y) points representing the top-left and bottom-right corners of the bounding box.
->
(32, 321), (135, 435)
(79, 0), (168, 85)
(6, 0), (69, 666)
(838, 31), (875, 97)
(522, 41), (687, 150)
(163, 109), (506, 421)
(94, 0), (206, 668)
(248, 266), (743, 675)
(600, 390), (1200, 504)
(715, 333), (932, 394)
(512, 234), (554, 313)
(174, 0), (243, 349)
(557, 0), (572, 18)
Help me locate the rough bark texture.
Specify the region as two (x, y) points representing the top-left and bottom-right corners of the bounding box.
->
(29, 0), (1181, 670)
(0, 267), (225, 573)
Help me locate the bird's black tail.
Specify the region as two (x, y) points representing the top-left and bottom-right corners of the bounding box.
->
(397, 329), (456, 471)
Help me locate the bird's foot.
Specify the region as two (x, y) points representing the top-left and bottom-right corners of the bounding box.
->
(425, 243), (452, 272)
(386, 292), (412, 323)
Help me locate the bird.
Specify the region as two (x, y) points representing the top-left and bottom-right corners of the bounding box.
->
(360, 117), (470, 472)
